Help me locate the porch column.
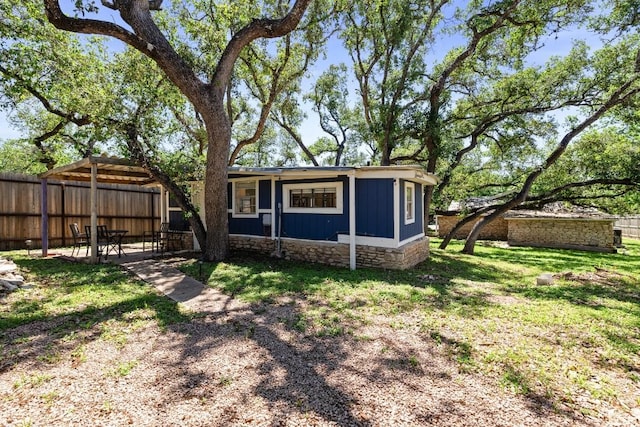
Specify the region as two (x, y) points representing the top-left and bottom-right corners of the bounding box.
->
(40, 178), (48, 257)
(160, 186), (166, 224)
(90, 161), (98, 263)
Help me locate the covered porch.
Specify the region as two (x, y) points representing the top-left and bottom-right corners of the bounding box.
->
(38, 156), (180, 263)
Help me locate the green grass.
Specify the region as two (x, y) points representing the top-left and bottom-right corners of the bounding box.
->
(180, 239), (640, 408)
(1, 256), (191, 331)
(0, 254), (192, 371)
(2, 239), (638, 415)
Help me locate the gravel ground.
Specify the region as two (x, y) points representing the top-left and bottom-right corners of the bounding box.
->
(0, 268), (636, 426)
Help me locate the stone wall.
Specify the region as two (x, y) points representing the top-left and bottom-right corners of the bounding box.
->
(229, 235), (430, 270)
(281, 239), (351, 268)
(436, 214), (508, 240)
(507, 218), (615, 252)
(355, 237), (430, 270)
(229, 235), (275, 254)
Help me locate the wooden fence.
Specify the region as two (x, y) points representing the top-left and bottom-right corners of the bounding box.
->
(0, 172), (160, 251)
(615, 216), (640, 239)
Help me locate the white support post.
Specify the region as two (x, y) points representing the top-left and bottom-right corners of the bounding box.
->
(349, 171), (356, 270)
(160, 186), (166, 224)
(90, 161), (98, 263)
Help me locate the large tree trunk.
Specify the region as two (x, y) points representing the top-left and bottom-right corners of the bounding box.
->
(423, 145), (438, 233)
(438, 209), (486, 250)
(462, 206), (512, 254)
(203, 109), (231, 261)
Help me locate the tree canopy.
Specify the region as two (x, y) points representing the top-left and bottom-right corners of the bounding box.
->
(1, 0), (639, 257)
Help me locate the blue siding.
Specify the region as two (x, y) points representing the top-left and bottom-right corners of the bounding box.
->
(355, 178), (394, 238)
(225, 174), (423, 243)
(275, 176), (349, 241)
(228, 214), (270, 236)
(226, 178), (272, 237)
(259, 180), (271, 210)
(227, 178), (271, 213)
(399, 181), (424, 241)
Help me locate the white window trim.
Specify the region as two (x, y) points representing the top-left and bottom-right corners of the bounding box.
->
(405, 181), (415, 225)
(231, 179), (259, 218)
(282, 181), (343, 214)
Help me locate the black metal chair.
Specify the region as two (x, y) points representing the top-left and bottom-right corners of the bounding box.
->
(157, 222), (184, 253)
(69, 223), (88, 257)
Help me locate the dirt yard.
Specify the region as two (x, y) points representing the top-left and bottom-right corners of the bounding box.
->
(1, 252), (637, 427)
(1, 297), (634, 426)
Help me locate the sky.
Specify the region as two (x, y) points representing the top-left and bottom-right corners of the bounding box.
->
(0, 1), (604, 147)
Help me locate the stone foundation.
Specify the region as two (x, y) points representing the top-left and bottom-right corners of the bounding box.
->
(229, 235), (430, 270)
(507, 218), (615, 252)
(229, 235), (275, 253)
(355, 237), (429, 270)
(436, 214), (508, 240)
(282, 239), (351, 268)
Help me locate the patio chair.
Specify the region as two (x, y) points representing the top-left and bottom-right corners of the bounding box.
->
(157, 222), (184, 253)
(98, 225), (119, 258)
(69, 223), (88, 257)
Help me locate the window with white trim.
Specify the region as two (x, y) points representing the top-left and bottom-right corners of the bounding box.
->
(283, 182), (343, 214)
(234, 180), (257, 216)
(405, 182), (415, 224)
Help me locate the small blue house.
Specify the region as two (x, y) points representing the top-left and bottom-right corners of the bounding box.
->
(192, 166), (438, 270)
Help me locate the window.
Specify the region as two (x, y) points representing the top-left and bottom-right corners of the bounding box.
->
(283, 182), (343, 214)
(234, 180), (257, 216)
(290, 187), (336, 208)
(405, 182), (415, 224)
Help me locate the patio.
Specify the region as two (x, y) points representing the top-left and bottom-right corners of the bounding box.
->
(38, 156), (181, 263)
(51, 240), (193, 264)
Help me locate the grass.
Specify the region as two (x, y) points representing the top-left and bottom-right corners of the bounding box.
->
(179, 238), (640, 409)
(2, 238), (638, 417)
(0, 255), (192, 374)
(1, 256), (191, 331)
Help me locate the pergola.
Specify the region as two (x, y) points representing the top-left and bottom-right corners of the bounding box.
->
(39, 156), (164, 262)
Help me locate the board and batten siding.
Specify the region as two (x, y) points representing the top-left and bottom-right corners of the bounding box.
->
(275, 176), (350, 241)
(259, 180), (271, 210)
(399, 180), (424, 242)
(355, 178), (394, 239)
(0, 172), (160, 250)
(227, 178), (272, 237)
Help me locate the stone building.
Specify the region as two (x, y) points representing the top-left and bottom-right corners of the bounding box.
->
(436, 208), (616, 253)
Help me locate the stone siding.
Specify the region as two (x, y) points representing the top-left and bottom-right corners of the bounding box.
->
(229, 235), (275, 253)
(436, 215), (508, 240)
(355, 237), (429, 270)
(282, 239), (350, 268)
(228, 235), (430, 270)
(507, 218), (615, 252)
